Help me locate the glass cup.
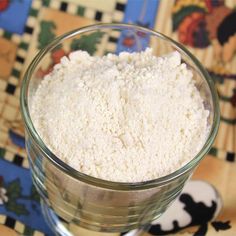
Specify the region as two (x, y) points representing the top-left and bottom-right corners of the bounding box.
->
(20, 23), (220, 236)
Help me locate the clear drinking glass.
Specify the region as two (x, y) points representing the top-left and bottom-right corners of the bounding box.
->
(20, 23), (220, 236)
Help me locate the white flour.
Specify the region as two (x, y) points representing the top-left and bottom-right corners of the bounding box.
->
(31, 49), (209, 182)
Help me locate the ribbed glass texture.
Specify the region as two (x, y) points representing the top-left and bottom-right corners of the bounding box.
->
(20, 24), (220, 234)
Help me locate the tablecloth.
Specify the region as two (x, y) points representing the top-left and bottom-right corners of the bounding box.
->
(0, 0), (235, 235)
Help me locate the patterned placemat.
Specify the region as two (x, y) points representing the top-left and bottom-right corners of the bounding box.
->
(0, 0), (235, 235)
(154, 0), (236, 163)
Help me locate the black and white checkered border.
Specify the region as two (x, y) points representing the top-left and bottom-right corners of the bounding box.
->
(0, 0), (41, 96)
(0, 145), (29, 168)
(209, 146), (235, 162)
(41, 0), (126, 56)
(106, 30), (121, 53)
(47, 0), (126, 23)
(93, 29), (121, 56)
(1, 0), (126, 96)
(0, 1), (40, 165)
(0, 215), (44, 236)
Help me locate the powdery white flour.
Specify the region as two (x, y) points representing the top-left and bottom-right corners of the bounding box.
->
(31, 49), (209, 182)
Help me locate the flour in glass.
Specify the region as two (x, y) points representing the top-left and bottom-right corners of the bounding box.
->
(30, 48), (209, 182)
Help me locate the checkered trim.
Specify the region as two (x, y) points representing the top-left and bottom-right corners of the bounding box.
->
(10, 0), (41, 86)
(209, 147), (235, 162)
(40, 0), (126, 55)
(0, 0), (40, 156)
(1, 0), (41, 95)
(27, 0), (126, 72)
(0, 146), (28, 168)
(0, 0), (127, 95)
(0, 1), (41, 160)
(45, 0), (126, 23)
(105, 30), (121, 53)
(0, 215), (44, 236)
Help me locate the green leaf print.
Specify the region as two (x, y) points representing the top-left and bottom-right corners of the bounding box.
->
(5, 201), (29, 216)
(70, 31), (104, 55)
(38, 21), (56, 50)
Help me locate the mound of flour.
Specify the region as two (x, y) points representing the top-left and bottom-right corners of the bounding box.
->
(31, 49), (209, 182)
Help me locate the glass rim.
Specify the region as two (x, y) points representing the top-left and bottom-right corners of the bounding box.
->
(20, 23), (220, 190)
